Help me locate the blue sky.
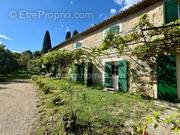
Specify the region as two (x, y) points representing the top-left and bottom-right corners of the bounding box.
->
(0, 0), (140, 52)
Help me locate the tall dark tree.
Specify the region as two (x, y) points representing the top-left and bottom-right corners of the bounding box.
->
(65, 31), (71, 40)
(42, 31), (52, 53)
(73, 30), (79, 37)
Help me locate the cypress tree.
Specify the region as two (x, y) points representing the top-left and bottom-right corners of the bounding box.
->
(73, 30), (79, 37)
(42, 31), (52, 53)
(65, 31), (71, 40)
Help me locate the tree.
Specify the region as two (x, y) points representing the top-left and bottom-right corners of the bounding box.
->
(18, 50), (33, 68)
(33, 50), (42, 58)
(73, 30), (78, 37)
(42, 31), (52, 53)
(65, 31), (71, 40)
(0, 45), (19, 74)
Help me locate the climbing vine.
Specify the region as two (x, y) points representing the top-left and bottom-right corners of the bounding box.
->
(97, 14), (180, 59)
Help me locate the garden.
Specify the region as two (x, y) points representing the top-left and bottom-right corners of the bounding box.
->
(32, 76), (179, 135)
(27, 14), (180, 135)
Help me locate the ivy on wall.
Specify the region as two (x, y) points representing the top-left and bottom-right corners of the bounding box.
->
(29, 14), (180, 81)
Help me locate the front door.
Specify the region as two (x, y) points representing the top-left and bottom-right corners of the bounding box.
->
(157, 55), (177, 102)
(118, 60), (128, 92)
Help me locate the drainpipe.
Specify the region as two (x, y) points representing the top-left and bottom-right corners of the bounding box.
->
(176, 54), (180, 101)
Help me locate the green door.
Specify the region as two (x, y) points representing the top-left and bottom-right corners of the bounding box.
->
(118, 60), (128, 92)
(164, 0), (178, 24)
(78, 63), (85, 83)
(157, 55), (177, 102)
(87, 62), (93, 86)
(104, 62), (113, 88)
(72, 64), (84, 83)
(72, 64), (78, 82)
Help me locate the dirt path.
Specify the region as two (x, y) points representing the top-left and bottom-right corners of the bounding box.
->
(0, 80), (38, 135)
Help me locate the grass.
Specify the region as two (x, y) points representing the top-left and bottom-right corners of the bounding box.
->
(0, 70), (32, 81)
(32, 76), (164, 135)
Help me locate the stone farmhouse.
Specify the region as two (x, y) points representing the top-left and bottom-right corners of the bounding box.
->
(51, 0), (180, 102)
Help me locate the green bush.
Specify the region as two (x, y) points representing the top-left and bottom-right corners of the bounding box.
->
(52, 95), (65, 106)
(41, 85), (51, 94)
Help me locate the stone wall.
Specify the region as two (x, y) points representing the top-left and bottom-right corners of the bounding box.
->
(58, 1), (164, 98)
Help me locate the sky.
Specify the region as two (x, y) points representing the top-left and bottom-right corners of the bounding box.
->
(0, 0), (141, 52)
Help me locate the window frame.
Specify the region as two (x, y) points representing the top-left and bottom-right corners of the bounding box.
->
(103, 23), (122, 39)
(74, 42), (82, 49)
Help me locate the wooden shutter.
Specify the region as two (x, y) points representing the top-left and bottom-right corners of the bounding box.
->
(79, 63), (85, 83)
(87, 62), (93, 86)
(72, 64), (78, 82)
(74, 42), (82, 48)
(104, 62), (113, 88)
(157, 55), (177, 102)
(118, 60), (128, 92)
(164, 0), (178, 23)
(110, 25), (119, 35)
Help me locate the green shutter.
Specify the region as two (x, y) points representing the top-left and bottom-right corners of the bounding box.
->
(157, 55), (177, 102)
(118, 60), (128, 92)
(104, 62), (113, 88)
(110, 25), (120, 35)
(72, 64), (78, 82)
(164, 0), (178, 24)
(79, 63), (85, 83)
(87, 62), (93, 86)
(74, 42), (82, 48)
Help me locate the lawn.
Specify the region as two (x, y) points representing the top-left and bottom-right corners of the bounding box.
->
(32, 76), (164, 135)
(0, 70), (31, 82)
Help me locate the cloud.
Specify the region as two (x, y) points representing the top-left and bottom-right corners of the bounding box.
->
(113, 0), (142, 10)
(0, 40), (3, 44)
(110, 8), (117, 15)
(123, 0), (142, 10)
(113, 0), (124, 6)
(0, 34), (12, 40)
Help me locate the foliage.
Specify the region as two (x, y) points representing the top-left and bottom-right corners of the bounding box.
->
(97, 14), (180, 59)
(95, 14), (180, 95)
(28, 48), (95, 77)
(33, 50), (42, 58)
(65, 31), (71, 40)
(73, 30), (79, 37)
(18, 50), (33, 68)
(135, 112), (180, 135)
(33, 76), (165, 135)
(42, 31), (52, 53)
(28, 58), (43, 74)
(0, 45), (19, 74)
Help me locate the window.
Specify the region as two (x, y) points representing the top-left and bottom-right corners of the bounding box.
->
(103, 24), (122, 39)
(74, 42), (82, 49)
(164, 0), (179, 23)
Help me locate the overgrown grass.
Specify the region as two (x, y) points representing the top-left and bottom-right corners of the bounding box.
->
(0, 69), (32, 81)
(32, 76), (163, 135)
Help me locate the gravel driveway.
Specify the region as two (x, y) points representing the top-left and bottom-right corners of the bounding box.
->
(0, 80), (38, 135)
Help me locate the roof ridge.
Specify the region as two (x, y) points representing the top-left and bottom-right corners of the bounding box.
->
(50, 0), (161, 51)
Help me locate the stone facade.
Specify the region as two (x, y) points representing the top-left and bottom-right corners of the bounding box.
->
(54, 0), (180, 100)
(58, 1), (164, 51)
(56, 1), (164, 98)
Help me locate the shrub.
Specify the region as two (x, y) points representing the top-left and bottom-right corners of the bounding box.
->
(52, 96), (65, 106)
(41, 85), (51, 94)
